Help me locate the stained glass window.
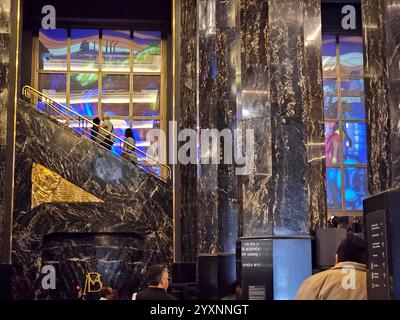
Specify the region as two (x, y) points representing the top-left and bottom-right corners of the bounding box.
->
(133, 31), (162, 73)
(133, 75), (161, 117)
(36, 28), (165, 177)
(39, 29), (68, 71)
(70, 73), (99, 117)
(102, 74), (130, 116)
(102, 30), (131, 72)
(322, 34), (367, 215)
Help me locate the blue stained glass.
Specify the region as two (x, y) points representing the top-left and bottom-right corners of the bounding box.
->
(326, 168), (342, 210)
(344, 167), (367, 210)
(133, 75), (160, 117)
(325, 122), (342, 165)
(323, 79), (338, 119)
(38, 73), (67, 115)
(322, 35), (337, 76)
(341, 79), (366, 120)
(342, 122), (367, 165)
(39, 29), (68, 70)
(339, 35), (364, 76)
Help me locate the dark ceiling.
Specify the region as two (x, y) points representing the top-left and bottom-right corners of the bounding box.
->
(23, 0), (171, 30)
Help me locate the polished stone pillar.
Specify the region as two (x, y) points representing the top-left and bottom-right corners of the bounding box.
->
(0, 0), (21, 299)
(178, 0), (199, 263)
(178, 0), (240, 257)
(177, 0), (240, 298)
(177, 0), (325, 299)
(196, 0), (240, 299)
(197, 0), (239, 255)
(362, 0), (400, 193)
(237, 0), (324, 299)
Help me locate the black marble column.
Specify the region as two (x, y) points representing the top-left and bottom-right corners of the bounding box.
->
(362, 0), (400, 192)
(0, 0), (12, 260)
(177, 0), (325, 299)
(0, 0), (21, 299)
(197, 0), (239, 255)
(179, 0), (199, 262)
(239, 0), (326, 237)
(303, 0), (327, 231)
(178, 0), (240, 261)
(237, 0), (324, 299)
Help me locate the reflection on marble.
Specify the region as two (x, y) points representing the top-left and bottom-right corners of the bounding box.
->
(179, 0), (198, 262)
(178, 0), (325, 252)
(269, 0), (309, 235)
(240, 0), (273, 237)
(11, 100), (172, 299)
(303, 0), (327, 232)
(238, 0), (325, 237)
(197, 0), (239, 254)
(362, 0), (393, 194)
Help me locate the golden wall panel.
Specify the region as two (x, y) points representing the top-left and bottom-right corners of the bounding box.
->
(32, 163), (103, 208)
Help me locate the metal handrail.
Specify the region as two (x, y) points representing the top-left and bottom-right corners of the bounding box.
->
(22, 85), (171, 182)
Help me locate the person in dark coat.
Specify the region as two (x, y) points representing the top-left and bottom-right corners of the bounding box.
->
(135, 265), (177, 300)
(90, 117), (101, 143)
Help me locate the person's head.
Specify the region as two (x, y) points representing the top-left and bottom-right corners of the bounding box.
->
(230, 280), (241, 298)
(103, 112), (110, 121)
(335, 233), (367, 265)
(93, 117), (101, 125)
(146, 265), (170, 291)
(100, 287), (117, 300)
(125, 128), (133, 138)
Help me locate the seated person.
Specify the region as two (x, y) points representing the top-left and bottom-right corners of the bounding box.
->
(295, 234), (367, 300)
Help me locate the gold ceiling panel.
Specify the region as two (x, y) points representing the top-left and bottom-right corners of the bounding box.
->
(32, 163), (103, 208)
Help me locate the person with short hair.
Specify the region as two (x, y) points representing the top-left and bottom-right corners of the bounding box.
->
(99, 287), (117, 300)
(135, 265), (177, 300)
(295, 233), (367, 300)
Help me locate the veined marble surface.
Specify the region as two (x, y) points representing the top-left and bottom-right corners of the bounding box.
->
(179, 0), (199, 262)
(0, 0), (12, 258)
(362, 0), (393, 194)
(40, 232), (147, 300)
(11, 100), (172, 299)
(12, 202), (170, 299)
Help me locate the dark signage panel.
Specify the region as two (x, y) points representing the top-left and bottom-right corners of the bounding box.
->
(365, 210), (390, 299)
(239, 239), (273, 300)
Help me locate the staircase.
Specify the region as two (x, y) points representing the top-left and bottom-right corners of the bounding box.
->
(10, 87), (173, 299)
(22, 85), (171, 183)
